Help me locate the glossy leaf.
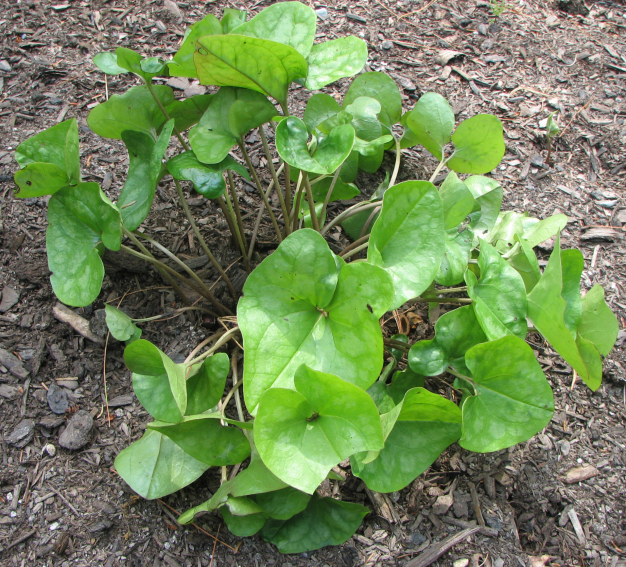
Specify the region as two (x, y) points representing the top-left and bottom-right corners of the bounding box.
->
(368, 181), (445, 310)
(88, 85), (174, 140)
(221, 501), (267, 537)
(409, 305), (487, 376)
(387, 368), (425, 404)
(255, 365), (383, 493)
(459, 336), (554, 452)
(439, 172), (475, 230)
(125, 339), (187, 421)
(522, 214), (568, 248)
(436, 229), (473, 286)
(222, 8), (247, 33)
(465, 240), (527, 340)
(305, 37), (368, 90)
(487, 211), (525, 252)
(160, 94), (214, 133)
(149, 415), (251, 466)
(239, 229), (393, 412)
(344, 72), (402, 127)
(118, 120), (174, 230)
(186, 352), (230, 415)
(105, 304), (141, 343)
(465, 175), (503, 235)
(115, 47), (159, 82)
(46, 183), (121, 307)
(170, 15), (223, 78)
(194, 34), (307, 107)
(303, 93), (341, 132)
(578, 285), (618, 356)
(14, 163), (70, 199)
(507, 236), (541, 292)
(93, 52), (129, 75)
(114, 429), (208, 499)
(447, 114), (505, 174)
(405, 92), (455, 160)
(352, 388), (461, 492)
(310, 175), (359, 202)
(256, 487), (311, 520)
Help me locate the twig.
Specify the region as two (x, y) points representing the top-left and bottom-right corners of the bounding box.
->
(209, 523), (220, 567)
(558, 98), (593, 139)
(102, 332), (111, 425)
(2, 529), (36, 552)
(468, 482), (485, 527)
(405, 527), (481, 567)
(52, 303), (104, 345)
(47, 485), (80, 517)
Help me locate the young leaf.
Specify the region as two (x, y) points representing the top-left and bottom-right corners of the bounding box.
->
(125, 339), (187, 421)
(118, 120), (174, 230)
(148, 415), (251, 465)
(169, 14), (223, 78)
(351, 388), (462, 492)
(459, 336), (554, 452)
(304, 37), (368, 90)
(303, 93), (341, 132)
(14, 163), (71, 199)
(546, 111), (560, 137)
(506, 235), (541, 292)
(368, 181), (446, 310)
(409, 305), (487, 376)
(522, 213), (568, 248)
(221, 499), (267, 537)
(447, 114), (505, 174)
(114, 429), (209, 499)
(255, 365), (383, 493)
(160, 94), (214, 133)
(233, 1), (316, 57)
(88, 85), (174, 140)
(93, 52), (129, 75)
(194, 35), (307, 108)
(344, 72), (402, 127)
(185, 352), (229, 415)
(105, 304), (141, 343)
(222, 8), (247, 33)
(310, 176), (359, 202)
(465, 175), (503, 235)
(239, 230), (394, 413)
(404, 92), (455, 160)
(47, 183), (121, 307)
(578, 285), (618, 356)
(439, 172), (475, 230)
(465, 240), (528, 340)
(260, 494), (369, 554)
(256, 487), (311, 521)
(436, 229), (473, 286)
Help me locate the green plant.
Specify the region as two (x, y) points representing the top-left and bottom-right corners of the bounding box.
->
(13, 2), (619, 554)
(489, 0), (511, 22)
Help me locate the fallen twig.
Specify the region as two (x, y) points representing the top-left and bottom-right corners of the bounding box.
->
(405, 527), (481, 567)
(52, 303), (104, 345)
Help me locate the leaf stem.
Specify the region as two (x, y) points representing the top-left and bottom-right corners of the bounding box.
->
(409, 296), (473, 304)
(303, 173), (320, 232)
(146, 81), (190, 152)
(320, 201), (378, 236)
(131, 305), (216, 323)
(319, 167), (341, 230)
(429, 157), (447, 183)
(389, 135), (402, 187)
(379, 359), (397, 382)
(341, 241), (369, 260)
(215, 195), (240, 251)
(358, 205), (381, 239)
(239, 139), (283, 244)
(290, 170), (305, 233)
(383, 338), (411, 352)
(435, 286), (468, 293)
(230, 348), (246, 424)
(340, 233), (370, 257)
(226, 170), (251, 272)
(447, 367), (477, 387)
(173, 178), (237, 299)
(187, 326), (241, 366)
(260, 126), (290, 236)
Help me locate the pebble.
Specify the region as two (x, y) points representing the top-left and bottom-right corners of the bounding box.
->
(59, 410), (93, 450)
(56, 379), (79, 390)
(454, 560), (470, 567)
(47, 383), (69, 414)
(381, 40), (393, 50)
(0, 348), (30, 379)
(43, 443), (56, 457)
(433, 494), (454, 515)
(315, 7), (328, 20)
(0, 60), (11, 72)
(477, 23), (488, 35)
(0, 286), (19, 312)
(7, 419), (35, 448)
(396, 76), (417, 91)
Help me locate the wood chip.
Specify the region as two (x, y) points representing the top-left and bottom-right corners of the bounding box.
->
(405, 527), (480, 567)
(436, 50), (464, 66)
(567, 508), (587, 546)
(563, 464), (599, 484)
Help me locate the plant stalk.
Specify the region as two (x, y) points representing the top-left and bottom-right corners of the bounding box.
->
(290, 171), (305, 233)
(410, 296), (473, 304)
(429, 157), (447, 183)
(184, 331), (225, 364)
(187, 326), (241, 366)
(146, 81), (190, 152)
(358, 205), (381, 239)
(546, 136), (553, 165)
(215, 195), (241, 251)
(389, 135), (402, 187)
(340, 233), (370, 257)
(260, 126), (290, 236)
(447, 367), (477, 387)
(239, 139), (283, 244)
(319, 167), (342, 231)
(321, 201), (378, 236)
(173, 179), (237, 299)
(384, 338), (411, 352)
(341, 242), (369, 260)
(303, 173), (320, 232)
(225, 172), (251, 272)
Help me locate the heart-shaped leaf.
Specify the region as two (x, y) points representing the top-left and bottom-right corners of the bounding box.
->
(160, 94), (214, 133)
(256, 487), (311, 521)
(105, 304), (141, 343)
(304, 37), (367, 90)
(169, 15), (223, 78)
(405, 92), (455, 160)
(221, 498), (267, 536)
(447, 114), (505, 174)
(238, 229), (394, 412)
(368, 181), (445, 310)
(93, 52), (129, 75)
(578, 285), (618, 356)
(255, 365), (383, 493)
(459, 336), (554, 452)
(47, 183), (121, 307)
(260, 494), (369, 553)
(310, 175), (359, 202)
(114, 429), (209, 499)
(507, 235), (542, 292)
(352, 388), (461, 492)
(125, 339), (187, 422)
(344, 72), (402, 127)
(303, 93), (341, 132)
(118, 120), (174, 230)
(465, 240), (527, 340)
(194, 34), (307, 108)
(436, 229), (473, 286)
(439, 172), (475, 230)
(409, 305), (487, 376)
(185, 352), (229, 415)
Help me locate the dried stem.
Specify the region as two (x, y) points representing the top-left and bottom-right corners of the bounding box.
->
(187, 326), (241, 366)
(260, 126), (290, 236)
(227, 170), (251, 271)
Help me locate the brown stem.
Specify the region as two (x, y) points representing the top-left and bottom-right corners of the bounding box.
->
(260, 126), (290, 236)
(227, 170), (251, 272)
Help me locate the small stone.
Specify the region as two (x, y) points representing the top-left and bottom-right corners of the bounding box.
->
(7, 419), (35, 448)
(0, 60), (12, 72)
(433, 494), (454, 515)
(40, 416), (65, 429)
(0, 348), (29, 379)
(59, 410), (93, 450)
(563, 464), (599, 484)
(52, 4), (70, 11)
(454, 560), (470, 567)
(0, 286), (19, 312)
(484, 514), (503, 531)
(88, 518), (113, 532)
(409, 531), (427, 546)
(477, 23), (488, 35)
(55, 380), (78, 390)
(381, 40), (393, 50)
(315, 7), (328, 20)
(108, 394), (134, 407)
(396, 76), (417, 91)
(559, 439), (571, 456)
(43, 443), (56, 457)
(89, 309), (108, 338)
(47, 383), (69, 415)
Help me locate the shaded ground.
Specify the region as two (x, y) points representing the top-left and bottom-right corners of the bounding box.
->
(1, 0), (625, 566)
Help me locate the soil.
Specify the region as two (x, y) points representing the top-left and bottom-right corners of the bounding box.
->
(1, 0), (625, 566)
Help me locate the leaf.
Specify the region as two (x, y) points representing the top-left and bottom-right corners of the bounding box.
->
(465, 175), (503, 235)
(465, 240), (527, 340)
(527, 236), (606, 390)
(344, 72), (402, 127)
(341, 206), (380, 240)
(233, 1), (316, 57)
(409, 305), (487, 376)
(114, 48), (165, 83)
(149, 415), (251, 465)
(405, 92), (455, 160)
(447, 114), (505, 174)
(125, 339), (187, 421)
(14, 163), (71, 199)
(140, 57), (167, 76)
(222, 8), (247, 33)
(194, 34), (307, 108)
(276, 116), (354, 175)
(352, 388), (461, 492)
(522, 214), (568, 248)
(255, 365), (383, 494)
(185, 352), (229, 415)
(368, 181), (446, 310)
(46, 183), (121, 307)
(256, 487), (311, 520)
(303, 93), (341, 132)
(387, 368), (425, 403)
(118, 120), (174, 230)
(260, 494), (369, 554)
(436, 229), (473, 286)
(459, 336), (554, 452)
(88, 85), (174, 140)
(304, 36), (367, 90)
(507, 236), (541, 292)
(93, 52), (129, 75)
(439, 172), (475, 230)
(547, 111), (560, 137)
(105, 304), (141, 343)
(310, 176), (359, 202)
(170, 14), (223, 78)
(238, 229), (394, 413)
(114, 429), (208, 499)
(161, 94), (214, 133)
(221, 501), (267, 537)
(578, 285), (618, 356)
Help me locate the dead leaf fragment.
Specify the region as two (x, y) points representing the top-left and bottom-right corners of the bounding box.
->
(436, 50), (463, 66)
(563, 464), (599, 484)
